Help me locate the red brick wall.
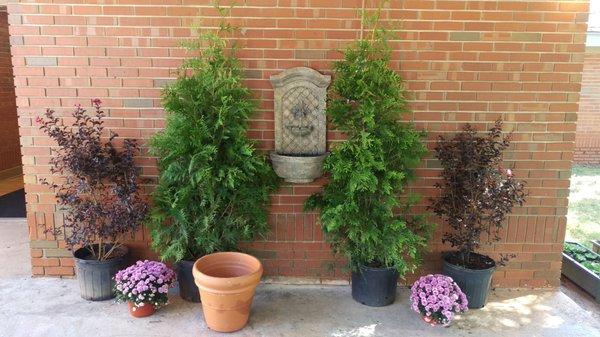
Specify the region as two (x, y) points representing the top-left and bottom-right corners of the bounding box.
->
(574, 49), (600, 164)
(8, 1), (589, 287)
(0, 6), (19, 172)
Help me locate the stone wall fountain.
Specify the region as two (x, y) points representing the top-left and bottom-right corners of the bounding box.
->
(269, 67), (331, 183)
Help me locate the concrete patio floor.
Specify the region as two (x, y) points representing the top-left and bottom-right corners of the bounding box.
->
(1, 219), (599, 337)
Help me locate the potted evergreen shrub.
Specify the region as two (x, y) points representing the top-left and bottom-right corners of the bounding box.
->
(147, 22), (278, 331)
(38, 99), (149, 301)
(305, 13), (431, 307)
(431, 119), (526, 308)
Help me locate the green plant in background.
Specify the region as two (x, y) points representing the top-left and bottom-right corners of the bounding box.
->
(566, 165), (600, 249)
(305, 7), (432, 275)
(570, 198), (600, 224)
(147, 15), (279, 262)
(564, 242), (600, 276)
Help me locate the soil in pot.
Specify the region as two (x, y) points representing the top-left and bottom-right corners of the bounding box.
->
(193, 252), (263, 333)
(74, 244), (129, 301)
(128, 302), (155, 318)
(442, 252), (496, 309)
(351, 264), (399, 307)
(175, 260), (201, 302)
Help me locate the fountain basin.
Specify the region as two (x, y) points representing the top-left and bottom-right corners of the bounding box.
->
(270, 152), (328, 183)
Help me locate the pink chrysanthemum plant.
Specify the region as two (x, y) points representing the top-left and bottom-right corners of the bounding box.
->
(410, 274), (468, 326)
(114, 260), (176, 310)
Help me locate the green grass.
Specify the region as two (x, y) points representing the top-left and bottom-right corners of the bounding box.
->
(570, 199), (600, 224)
(571, 165), (600, 176)
(566, 165), (600, 249)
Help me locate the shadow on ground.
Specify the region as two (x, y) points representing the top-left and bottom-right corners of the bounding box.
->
(2, 277), (597, 337)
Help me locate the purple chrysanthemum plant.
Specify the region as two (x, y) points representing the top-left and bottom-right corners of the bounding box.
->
(410, 274), (468, 326)
(114, 260), (176, 309)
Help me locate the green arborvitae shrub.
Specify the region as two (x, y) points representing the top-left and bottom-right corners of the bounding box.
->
(305, 18), (432, 275)
(148, 27), (279, 262)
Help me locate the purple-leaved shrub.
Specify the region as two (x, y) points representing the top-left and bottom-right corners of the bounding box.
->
(38, 99), (148, 261)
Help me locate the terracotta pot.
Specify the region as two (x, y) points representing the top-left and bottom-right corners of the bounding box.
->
(128, 302), (155, 318)
(192, 252), (263, 333)
(421, 315), (451, 327)
(422, 315), (436, 326)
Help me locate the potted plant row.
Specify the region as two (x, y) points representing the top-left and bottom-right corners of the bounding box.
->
(37, 5), (531, 333)
(39, 100), (149, 301)
(562, 242), (600, 302)
(431, 120), (527, 308)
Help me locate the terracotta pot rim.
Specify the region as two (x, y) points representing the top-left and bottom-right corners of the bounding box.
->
(193, 251), (263, 282)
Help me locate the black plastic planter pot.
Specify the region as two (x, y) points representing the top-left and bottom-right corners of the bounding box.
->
(73, 244), (129, 301)
(442, 253), (496, 309)
(351, 265), (399, 307)
(175, 260), (201, 302)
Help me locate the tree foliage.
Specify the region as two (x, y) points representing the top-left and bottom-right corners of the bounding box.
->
(305, 12), (431, 275)
(147, 24), (279, 262)
(430, 120), (527, 268)
(38, 100), (148, 261)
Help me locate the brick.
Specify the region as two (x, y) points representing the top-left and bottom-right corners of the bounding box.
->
(449, 32), (480, 41)
(45, 266), (75, 276)
(59, 258), (75, 267)
(25, 57), (57, 66)
(246, 249), (277, 259)
(294, 50), (325, 59)
(153, 78), (175, 88)
(31, 266), (44, 276)
(29, 240), (58, 249)
(32, 257), (60, 267)
(30, 249), (43, 258)
(45, 248), (72, 258)
(511, 32), (542, 42)
(123, 98), (154, 108)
